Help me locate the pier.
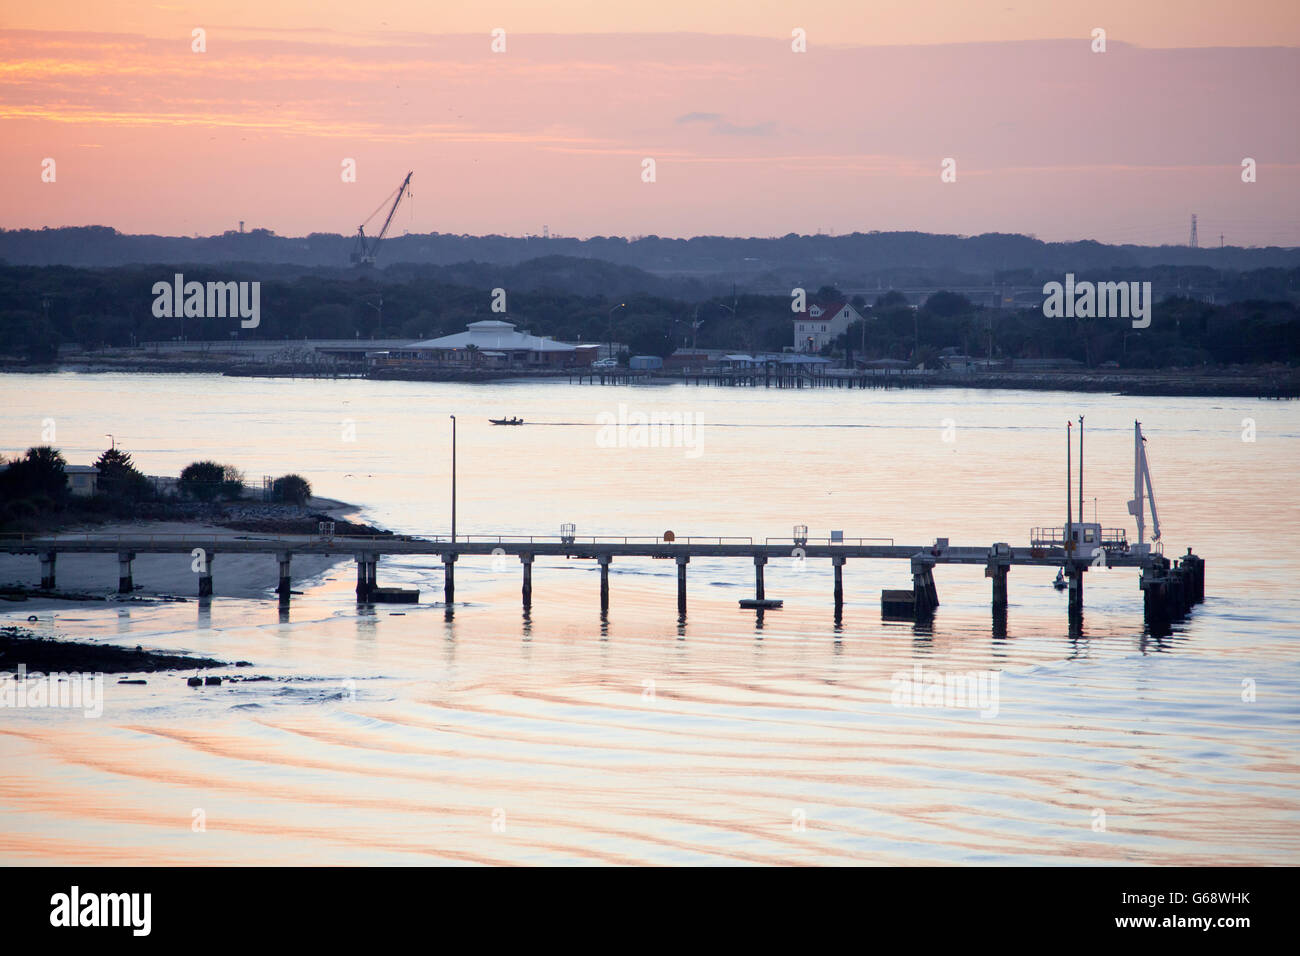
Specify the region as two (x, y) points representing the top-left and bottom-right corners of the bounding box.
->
(0, 529), (1204, 630)
(569, 366), (929, 389)
(2, 421), (1203, 631)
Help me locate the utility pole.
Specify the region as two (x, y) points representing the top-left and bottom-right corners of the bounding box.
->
(1078, 415), (1084, 530)
(364, 294), (383, 338)
(608, 302), (625, 361)
(449, 415), (456, 543)
(1066, 421), (1073, 549)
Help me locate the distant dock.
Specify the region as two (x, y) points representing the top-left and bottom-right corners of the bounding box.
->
(568, 366), (1299, 397)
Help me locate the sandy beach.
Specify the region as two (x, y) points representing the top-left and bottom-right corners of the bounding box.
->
(0, 496), (360, 605)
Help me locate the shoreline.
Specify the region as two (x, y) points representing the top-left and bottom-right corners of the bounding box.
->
(1, 626), (227, 674)
(2, 362), (1295, 397)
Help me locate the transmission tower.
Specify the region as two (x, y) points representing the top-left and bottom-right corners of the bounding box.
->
(1189, 213), (1198, 248)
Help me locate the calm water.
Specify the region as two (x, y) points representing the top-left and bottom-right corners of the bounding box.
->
(1, 372), (1297, 865)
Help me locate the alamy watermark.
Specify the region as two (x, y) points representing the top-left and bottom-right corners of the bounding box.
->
(1042, 273), (1151, 328)
(1, 665), (103, 718)
(596, 403), (704, 459)
(890, 663), (1000, 718)
(152, 272), (260, 328)
(50, 886), (150, 936)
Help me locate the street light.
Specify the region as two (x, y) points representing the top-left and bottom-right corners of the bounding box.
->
(364, 294), (383, 338)
(608, 302), (625, 361)
(715, 300), (746, 351)
(449, 415), (457, 541)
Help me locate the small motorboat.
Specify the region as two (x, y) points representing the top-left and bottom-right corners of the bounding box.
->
(1053, 569), (1067, 590)
(489, 417), (524, 426)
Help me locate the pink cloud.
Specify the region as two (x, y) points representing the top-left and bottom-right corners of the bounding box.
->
(1, 31), (1296, 244)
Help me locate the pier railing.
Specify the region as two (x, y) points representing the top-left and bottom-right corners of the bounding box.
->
(0, 531), (759, 547)
(447, 534), (756, 546)
(764, 536), (895, 547)
(1028, 527), (1129, 550)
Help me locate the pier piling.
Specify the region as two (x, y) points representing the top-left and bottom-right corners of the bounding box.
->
(991, 564), (1009, 610)
(910, 558), (939, 618)
(753, 554), (766, 601)
(1067, 566), (1084, 618)
(39, 550), (56, 590)
(598, 554), (611, 612)
(520, 553), (533, 607)
(198, 553), (214, 598)
(277, 552), (292, 601)
(442, 553), (457, 605)
(1183, 549), (1205, 603)
(676, 553), (689, 616)
(354, 553), (376, 603)
(118, 551), (135, 594)
(832, 555), (845, 609)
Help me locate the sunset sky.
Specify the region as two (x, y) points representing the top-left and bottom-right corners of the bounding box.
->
(3, 0), (1298, 244)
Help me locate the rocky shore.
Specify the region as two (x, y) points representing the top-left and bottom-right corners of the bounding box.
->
(13, 496), (388, 538)
(1, 625), (227, 673)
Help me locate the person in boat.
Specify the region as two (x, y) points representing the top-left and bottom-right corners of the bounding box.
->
(1053, 568), (1066, 589)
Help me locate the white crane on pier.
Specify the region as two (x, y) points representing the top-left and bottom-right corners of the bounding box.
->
(1127, 421), (1162, 550)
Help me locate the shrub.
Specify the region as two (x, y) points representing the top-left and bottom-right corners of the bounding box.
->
(93, 447), (154, 502)
(220, 465), (246, 500)
(272, 474), (312, 506)
(76, 493), (113, 514)
(0, 446), (68, 505)
(179, 460), (226, 501)
(2, 499), (38, 523)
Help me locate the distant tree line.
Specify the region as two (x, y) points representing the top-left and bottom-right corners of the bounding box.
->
(0, 263), (1296, 367)
(833, 290), (1300, 369)
(5, 225), (1300, 275)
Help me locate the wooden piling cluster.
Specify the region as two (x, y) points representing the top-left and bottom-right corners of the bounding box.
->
(1141, 549), (1206, 627)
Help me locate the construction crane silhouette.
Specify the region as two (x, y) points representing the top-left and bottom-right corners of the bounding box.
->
(351, 171), (413, 266)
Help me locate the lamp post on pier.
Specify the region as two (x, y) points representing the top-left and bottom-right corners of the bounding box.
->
(449, 415), (456, 543)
